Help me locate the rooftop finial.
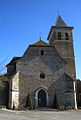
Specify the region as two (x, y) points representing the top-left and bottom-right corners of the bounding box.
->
(39, 33), (42, 40)
(58, 10), (60, 16)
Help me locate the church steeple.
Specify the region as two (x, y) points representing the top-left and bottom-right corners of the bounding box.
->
(47, 15), (73, 41)
(47, 16), (76, 80)
(55, 15), (67, 27)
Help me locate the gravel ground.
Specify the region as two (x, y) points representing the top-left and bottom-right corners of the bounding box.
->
(0, 109), (81, 120)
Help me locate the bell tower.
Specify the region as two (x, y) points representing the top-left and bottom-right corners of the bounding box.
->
(47, 15), (76, 80)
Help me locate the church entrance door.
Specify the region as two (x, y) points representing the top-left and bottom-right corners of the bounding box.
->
(38, 90), (46, 107)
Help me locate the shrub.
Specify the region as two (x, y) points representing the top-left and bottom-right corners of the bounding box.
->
(26, 94), (32, 109)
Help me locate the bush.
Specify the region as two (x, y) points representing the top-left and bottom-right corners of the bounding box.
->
(26, 94), (32, 109)
(18, 105), (25, 110)
(0, 75), (8, 91)
(53, 94), (59, 109)
(65, 106), (73, 110)
(59, 106), (65, 111)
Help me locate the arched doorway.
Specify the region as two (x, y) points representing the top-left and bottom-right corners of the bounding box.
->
(38, 90), (46, 107)
(35, 88), (48, 108)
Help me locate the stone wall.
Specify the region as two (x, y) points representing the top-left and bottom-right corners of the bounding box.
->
(7, 65), (16, 76)
(9, 72), (19, 109)
(48, 26), (76, 80)
(16, 46), (75, 109)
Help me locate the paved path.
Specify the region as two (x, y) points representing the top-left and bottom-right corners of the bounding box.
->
(0, 109), (81, 120)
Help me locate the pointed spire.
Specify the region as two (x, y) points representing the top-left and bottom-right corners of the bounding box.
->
(55, 15), (67, 27)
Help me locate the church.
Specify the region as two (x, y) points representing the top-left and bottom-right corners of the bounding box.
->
(6, 15), (77, 109)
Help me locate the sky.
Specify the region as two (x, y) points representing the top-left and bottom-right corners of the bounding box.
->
(0, 0), (81, 79)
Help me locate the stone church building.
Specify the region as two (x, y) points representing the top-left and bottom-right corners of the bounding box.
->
(6, 16), (77, 109)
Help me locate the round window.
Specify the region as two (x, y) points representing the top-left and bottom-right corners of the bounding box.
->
(40, 73), (45, 79)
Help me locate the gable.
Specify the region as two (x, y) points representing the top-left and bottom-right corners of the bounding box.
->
(32, 40), (49, 46)
(21, 42), (66, 65)
(17, 45), (66, 75)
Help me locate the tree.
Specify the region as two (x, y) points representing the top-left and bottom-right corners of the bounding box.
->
(0, 57), (9, 108)
(76, 79), (81, 107)
(0, 58), (9, 101)
(0, 57), (8, 90)
(53, 94), (59, 109)
(26, 94), (32, 109)
(0, 75), (8, 90)
(0, 57), (8, 75)
(76, 79), (81, 93)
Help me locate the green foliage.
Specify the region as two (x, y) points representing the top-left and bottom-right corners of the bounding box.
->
(26, 94), (32, 109)
(53, 94), (59, 109)
(0, 75), (8, 82)
(0, 75), (8, 91)
(76, 79), (81, 93)
(0, 81), (5, 91)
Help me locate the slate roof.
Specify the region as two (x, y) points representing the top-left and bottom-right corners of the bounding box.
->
(6, 57), (21, 67)
(55, 15), (67, 27)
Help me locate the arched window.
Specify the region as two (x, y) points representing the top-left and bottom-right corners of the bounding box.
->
(65, 33), (69, 40)
(58, 32), (61, 40)
(41, 50), (44, 55)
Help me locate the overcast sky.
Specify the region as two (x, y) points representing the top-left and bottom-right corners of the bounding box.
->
(0, 0), (81, 79)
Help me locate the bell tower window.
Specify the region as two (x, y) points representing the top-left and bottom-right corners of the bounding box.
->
(58, 32), (61, 40)
(65, 33), (69, 40)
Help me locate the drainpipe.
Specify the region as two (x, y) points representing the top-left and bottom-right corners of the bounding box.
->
(73, 80), (77, 110)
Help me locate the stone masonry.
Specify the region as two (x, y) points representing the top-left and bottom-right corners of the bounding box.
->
(6, 15), (77, 110)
